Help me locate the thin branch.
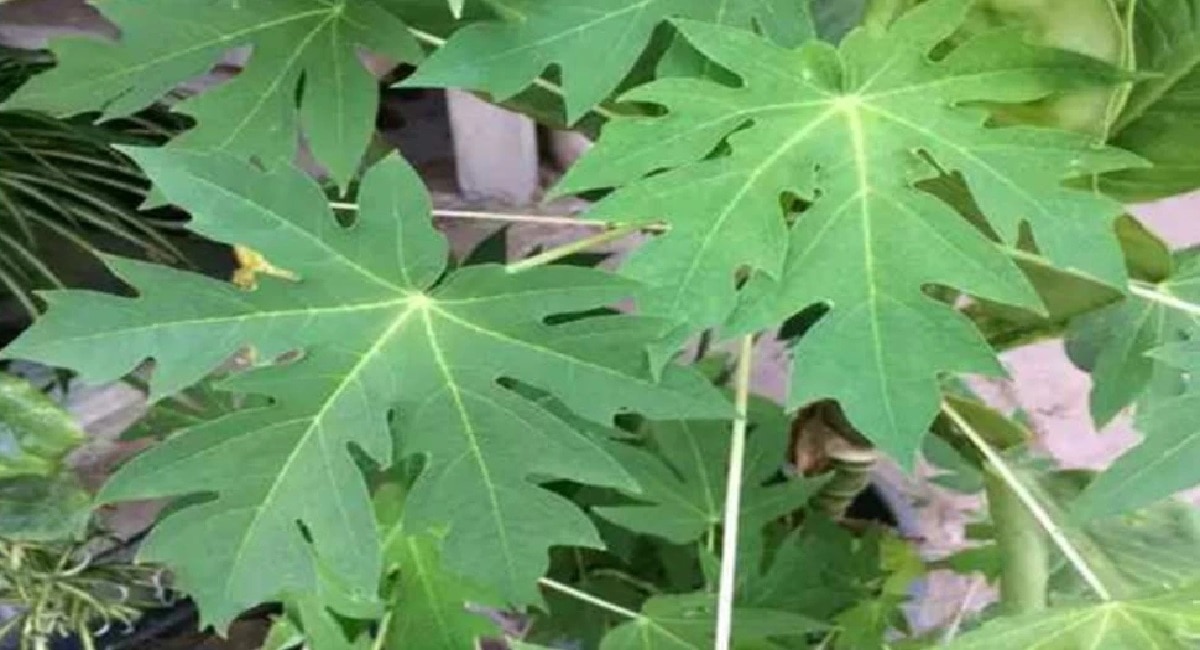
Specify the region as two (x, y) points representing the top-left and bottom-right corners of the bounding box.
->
(1004, 247), (1200, 318)
(406, 28), (618, 121)
(537, 577), (642, 621)
(1130, 282), (1200, 317)
(939, 577), (983, 645)
(714, 335), (756, 650)
(506, 224), (642, 272)
(329, 201), (669, 232)
(941, 402), (1113, 601)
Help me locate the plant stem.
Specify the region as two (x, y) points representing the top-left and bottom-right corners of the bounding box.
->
(1130, 282), (1200, 317)
(537, 578), (642, 621)
(329, 201), (671, 233)
(714, 336), (755, 650)
(941, 402), (1113, 601)
(983, 469), (1048, 614)
(506, 224), (643, 272)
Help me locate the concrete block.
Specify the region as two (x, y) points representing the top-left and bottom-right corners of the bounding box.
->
(445, 89), (540, 205)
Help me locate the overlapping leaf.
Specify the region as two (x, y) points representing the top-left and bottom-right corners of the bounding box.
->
(1052, 497), (1200, 597)
(1067, 250), (1200, 427)
(403, 0), (816, 122)
(0, 150), (729, 627)
(383, 534), (498, 649)
(595, 396), (819, 548)
(3, 0), (425, 188)
(1101, 0), (1200, 201)
(1073, 341), (1200, 520)
(557, 0), (1138, 464)
(598, 592), (822, 650)
(944, 583), (1200, 649)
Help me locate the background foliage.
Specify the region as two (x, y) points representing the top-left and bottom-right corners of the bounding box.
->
(0, 0), (1198, 648)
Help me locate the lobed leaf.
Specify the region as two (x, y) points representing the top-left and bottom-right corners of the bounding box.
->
(1067, 250), (1200, 427)
(944, 583), (1200, 649)
(3, 0), (425, 189)
(1073, 342), (1200, 520)
(595, 396), (820, 551)
(558, 0), (1139, 464)
(1, 150), (730, 627)
(403, 0), (816, 122)
(1101, 0), (1200, 201)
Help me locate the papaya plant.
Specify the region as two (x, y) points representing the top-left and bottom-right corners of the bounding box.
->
(1, 0), (1199, 648)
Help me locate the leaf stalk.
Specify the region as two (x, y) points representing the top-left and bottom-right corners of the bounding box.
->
(505, 224), (643, 272)
(714, 335), (755, 650)
(941, 402), (1113, 601)
(537, 577), (642, 621)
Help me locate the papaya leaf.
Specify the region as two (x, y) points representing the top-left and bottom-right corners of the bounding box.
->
(402, 0), (817, 123)
(740, 516), (889, 622)
(965, 215), (1170, 352)
(1101, 0), (1200, 201)
(382, 534), (500, 650)
(0, 150), (730, 628)
(599, 592), (824, 650)
(1073, 342), (1200, 520)
(557, 0), (1139, 464)
(1053, 497), (1200, 598)
(943, 583), (1200, 649)
(2, 0), (426, 189)
(595, 396), (820, 550)
(1066, 251), (1200, 427)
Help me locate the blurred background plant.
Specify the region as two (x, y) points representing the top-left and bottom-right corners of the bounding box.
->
(0, 45), (188, 326)
(0, 372), (169, 650)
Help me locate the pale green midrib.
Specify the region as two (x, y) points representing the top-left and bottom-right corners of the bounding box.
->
(408, 539), (460, 648)
(212, 13), (339, 151)
(875, 191), (1029, 299)
(19, 297), (406, 350)
(420, 309), (519, 593)
(571, 98), (832, 181)
(221, 302), (419, 602)
(14, 9), (330, 106)
(845, 100), (901, 442)
(181, 171), (404, 293)
(858, 102), (1052, 228)
(663, 106), (839, 319)
(431, 306), (666, 393)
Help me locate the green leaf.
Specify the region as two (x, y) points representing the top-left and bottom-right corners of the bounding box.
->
(2, 0), (424, 189)
(0, 373), (85, 478)
(1052, 496), (1200, 597)
(1066, 252), (1200, 427)
(965, 215), (1170, 351)
(1, 151), (730, 628)
(600, 592), (824, 649)
(740, 516), (889, 621)
(559, 0), (1138, 464)
(1101, 0), (1200, 201)
(403, 0), (817, 122)
(595, 397), (820, 547)
(0, 474), (91, 542)
(382, 534), (499, 650)
(1072, 342), (1200, 520)
(943, 583), (1200, 649)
